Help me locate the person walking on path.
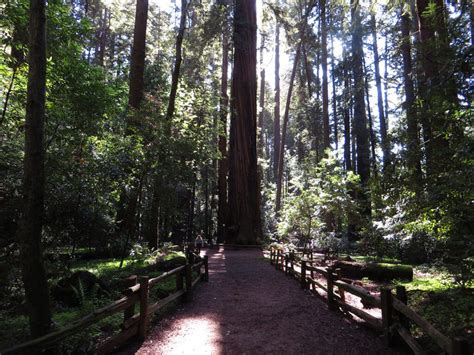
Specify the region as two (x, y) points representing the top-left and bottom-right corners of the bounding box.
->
(194, 232), (204, 254)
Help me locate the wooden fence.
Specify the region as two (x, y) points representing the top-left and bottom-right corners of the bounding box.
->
(270, 248), (470, 355)
(1, 253), (209, 354)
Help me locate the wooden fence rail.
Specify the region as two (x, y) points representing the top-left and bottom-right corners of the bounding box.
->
(2, 254), (209, 354)
(269, 248), (470, 355)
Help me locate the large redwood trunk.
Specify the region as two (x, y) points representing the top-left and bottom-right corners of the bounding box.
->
(116, 0), (149, 245)
(351, 0), (371, 216)
(18, 0), (52, 338)
(227, 0), (262, 244)
(400, 7), (422, 188)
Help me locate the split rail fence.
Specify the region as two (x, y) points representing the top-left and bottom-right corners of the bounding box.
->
(2, 253), (209, 354)
(270, 248), (470, 355)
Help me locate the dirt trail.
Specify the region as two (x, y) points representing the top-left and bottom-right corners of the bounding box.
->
(123, 247), (403, 354)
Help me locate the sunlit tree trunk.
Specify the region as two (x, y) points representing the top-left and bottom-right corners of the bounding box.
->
(18, 0), (52, 338)
(227, 0), (262, 244)
(370, 10), (390, 169)
(275, 41), (302, 213)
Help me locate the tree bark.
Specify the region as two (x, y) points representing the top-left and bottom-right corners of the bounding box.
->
(227, 0), (262, 244)
(351, 0), (371, 216)
(18, 0), (52, 338)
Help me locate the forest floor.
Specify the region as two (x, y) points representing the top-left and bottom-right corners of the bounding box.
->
(121, 247), (404, 354)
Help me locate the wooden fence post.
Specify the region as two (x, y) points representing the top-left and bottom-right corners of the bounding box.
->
(452, 337), (470, 355)
(290, 251), (295, 272)
(276, 250), (280, 270)
(203, 255), (209, 282)
(270, 249), (274, 264)
(301, 260), (307, 289)
(138, 276), (150, 340)
(185, 263), (193, 302)
(381, 287), (394, 347)
(176, 268), (184, 290)
(326, 266), (336, 310)
(336, 268), (345, 303)
(395, 285), (409, 330)
(285, 254), (289, 275)
(122, 275), (137, 325)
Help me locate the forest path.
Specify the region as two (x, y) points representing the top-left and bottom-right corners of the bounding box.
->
(123, 247), (402, 354)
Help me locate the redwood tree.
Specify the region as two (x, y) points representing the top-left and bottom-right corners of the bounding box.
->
(351, 0), (371, 216)
(227, 0), (262, 244)
(18, 0), (52, 338)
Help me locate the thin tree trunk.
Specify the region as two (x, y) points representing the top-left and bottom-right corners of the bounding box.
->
(227, 0), (262, 244)
(217, 22), (229, 243)
(343, 57), (352, 171)
(0, 67), (17, 127)
(258, 37), (265, 157)
(330, 32), (338, 150)
(370, 11), (390, 169)
(273, 22), (281, 180)
(18, 0), (52, 338)
(320, 0), (330, 150)
(363, 58), (378, 175)
(275, 41), (302, 213)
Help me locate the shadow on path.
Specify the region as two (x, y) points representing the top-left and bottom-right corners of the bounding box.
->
(121, 247), (403, 354)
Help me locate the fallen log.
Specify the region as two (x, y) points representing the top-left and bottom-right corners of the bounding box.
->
(334, 261), (413, 281)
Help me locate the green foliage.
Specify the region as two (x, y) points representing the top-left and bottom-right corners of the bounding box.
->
(277, 151), (359, 251)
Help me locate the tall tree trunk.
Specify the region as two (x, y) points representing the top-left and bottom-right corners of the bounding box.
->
(370, 11), (390, 169)
(128, 0), (148, 112)
(273, 22), (281, 180)
(363, 58), (378, 175)
(416, 0), (457, 185)
(275, 41), (302, 213)
(0, 67), (17, 127)
(351, 0), (371, 216)
(343, 58), (352, 171)
(401, 6), (422, 188)
(167, 0), (188, 120)
(18, 0), (52, 338)
(258, 37), (265, 157)
(330, 32), (338, 150)
(217, 22), (229, 243)
(116, 0), (149, 244)
(227, 0), (262, 244)
(320, 0), (330, 150)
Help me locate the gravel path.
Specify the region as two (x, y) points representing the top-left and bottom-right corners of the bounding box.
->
(124, 247), (402, 354)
